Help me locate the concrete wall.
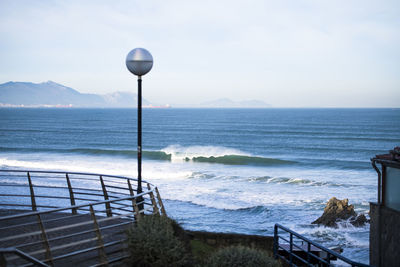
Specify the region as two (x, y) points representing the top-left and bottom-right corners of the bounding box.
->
(370, 202), (400, 267)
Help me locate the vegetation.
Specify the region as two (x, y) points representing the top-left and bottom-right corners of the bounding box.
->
(204, 245), (281, 267)
(126, 215), (192, 267)
(126, 215), (281, 267)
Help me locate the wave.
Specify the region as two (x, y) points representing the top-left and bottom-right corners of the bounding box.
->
(190, 155), (294, 166)
(161, 145), (295, 166)
(248, 176), (344, 187)
(0, 146), (171, 160)
(0, 145), (295, 167)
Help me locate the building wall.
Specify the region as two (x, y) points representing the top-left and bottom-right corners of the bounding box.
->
(370, 202), (400, 267)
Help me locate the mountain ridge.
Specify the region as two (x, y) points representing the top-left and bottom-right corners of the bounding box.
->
(0, 81), (153, 108)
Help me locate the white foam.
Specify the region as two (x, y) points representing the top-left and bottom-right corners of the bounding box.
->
(161, 145), (249, 162)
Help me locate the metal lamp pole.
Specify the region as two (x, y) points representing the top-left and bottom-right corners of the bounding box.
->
(125, 48), (153, 206)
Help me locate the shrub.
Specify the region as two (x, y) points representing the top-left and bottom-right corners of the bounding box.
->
(205, 245), (281, 267)
(126, 215), (192, 267)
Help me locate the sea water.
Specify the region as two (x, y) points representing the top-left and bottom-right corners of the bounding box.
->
(1, 108), (399, 264)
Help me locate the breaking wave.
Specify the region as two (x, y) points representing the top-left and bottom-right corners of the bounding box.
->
(0, 145), (296, 167)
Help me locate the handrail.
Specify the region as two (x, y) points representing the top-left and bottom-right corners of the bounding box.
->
(0, 169), (167, 266)
(0, 192), (151, 222)
(0, 169), (148, 183)
(274, 224), (370, 267)
(0, 247), (50, 267)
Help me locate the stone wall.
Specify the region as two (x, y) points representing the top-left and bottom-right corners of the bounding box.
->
(370, 202), (400, 267)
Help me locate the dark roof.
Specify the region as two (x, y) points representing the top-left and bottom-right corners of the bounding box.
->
(372, 147), (400, 167)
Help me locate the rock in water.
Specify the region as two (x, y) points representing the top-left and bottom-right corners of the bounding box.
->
(350, 214), (368, 227)
(312, 197), (357, 227)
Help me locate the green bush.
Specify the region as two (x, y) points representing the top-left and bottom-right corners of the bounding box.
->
(205, 245), (280, 267)
(126, 215), (192, 267)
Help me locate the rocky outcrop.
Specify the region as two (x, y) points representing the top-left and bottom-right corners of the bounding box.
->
(312, 197), (367, 228)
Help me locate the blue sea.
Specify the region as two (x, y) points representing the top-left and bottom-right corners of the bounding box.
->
(1, 108), (399, 264)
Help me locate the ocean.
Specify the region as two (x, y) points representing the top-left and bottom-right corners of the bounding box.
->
(1, 108), (399, 264)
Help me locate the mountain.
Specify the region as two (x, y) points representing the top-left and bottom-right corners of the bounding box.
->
(0, 81), (154, 108)
(199, 98), (270, 108)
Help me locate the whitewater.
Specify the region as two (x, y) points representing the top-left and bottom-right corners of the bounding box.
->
(1, 108), (399, 264)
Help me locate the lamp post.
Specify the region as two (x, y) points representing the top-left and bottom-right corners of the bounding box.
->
(126, 48), (153, 205)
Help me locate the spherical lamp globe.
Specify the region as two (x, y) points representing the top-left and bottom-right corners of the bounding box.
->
(125, 48), (153, 76)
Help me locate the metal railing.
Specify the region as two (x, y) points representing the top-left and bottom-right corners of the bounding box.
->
(0, 169), (166, 266)
(274, 224), (370, 267)
(0, 248), (50, 267)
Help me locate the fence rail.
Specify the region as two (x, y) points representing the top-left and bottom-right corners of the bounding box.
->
(273, 224), (370, 267)
(0, 169), (166, 266)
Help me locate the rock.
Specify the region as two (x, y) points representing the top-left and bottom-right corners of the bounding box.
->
(312, 197), (357, 227)
(350, 214), (368, 227)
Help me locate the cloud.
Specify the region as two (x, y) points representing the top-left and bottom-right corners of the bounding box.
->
(0, 0), (399, 107)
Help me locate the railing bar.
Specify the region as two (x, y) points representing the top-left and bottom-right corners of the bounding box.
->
(0, 184), (106, 194)
(95, 213), (135, 224)
(74, 197), (104, 201)
(0, 193), (151, 221)
(278, 236), (290, 243)
(109, 202), (132, 208)
(0, 184), (37, 187)
(110, 207), (134, 213)
(0, 170), (154, 185)
(0, 248), (50, 267)
(49, 240), (123, 262)
(0, 203), (61, 210)
(18, 184), (71, 190)
(101, 184), (130, 191)
(74, 191), (111, 198)
(0, 194), (72, 200)
(109, 202), (131, 207)
(0, 213), (90, 231)
(69, 188), (104, 193)
(0, 203), (34, 207)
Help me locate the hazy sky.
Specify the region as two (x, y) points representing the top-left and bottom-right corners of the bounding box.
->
(0, 0), (399, 107)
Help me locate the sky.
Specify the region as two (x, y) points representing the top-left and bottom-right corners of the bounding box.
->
(0, 0), (399, 107)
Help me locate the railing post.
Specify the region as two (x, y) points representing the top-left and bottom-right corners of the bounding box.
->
(289, 233), (293, 266)
(37, 214), (54, 267)
(147, 184), (159, 215)
(27, 172), (37, 211)
(155, 187), (167, 216)
(273, 224), (278, 259)
(100, 176), (112, 217)
(307, 242), (311, 265)
(66, 174), (77, 215)
(89, 205), (108, 265)
(128, 179), (141, 220)
(0, 251), (6, 267)
(327, 252), (331, 266)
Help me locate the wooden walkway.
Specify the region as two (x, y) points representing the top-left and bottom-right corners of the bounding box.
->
(0, 170), (166, 266)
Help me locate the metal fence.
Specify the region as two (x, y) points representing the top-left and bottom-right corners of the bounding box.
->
(0, 170), (166, 266)
(273, 224), (370, 267)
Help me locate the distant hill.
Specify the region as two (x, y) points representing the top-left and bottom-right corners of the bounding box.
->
(199, 98), (270, 108)
(0, 81), (154, 108)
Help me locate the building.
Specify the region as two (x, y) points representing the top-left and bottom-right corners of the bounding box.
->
(370, 147), (400, 267)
